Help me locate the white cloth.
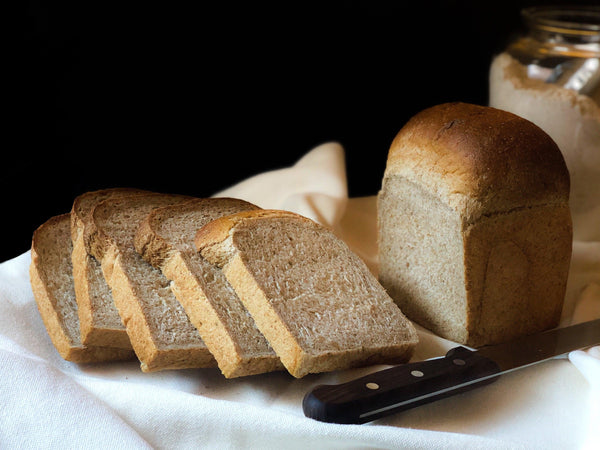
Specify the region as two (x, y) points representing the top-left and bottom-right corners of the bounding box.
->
(1, 142), (599, 449)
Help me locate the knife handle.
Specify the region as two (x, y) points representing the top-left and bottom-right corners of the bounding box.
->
(303, 346), (501, 424)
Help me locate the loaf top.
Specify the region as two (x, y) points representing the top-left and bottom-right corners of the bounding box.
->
(383, 102), (570, 221)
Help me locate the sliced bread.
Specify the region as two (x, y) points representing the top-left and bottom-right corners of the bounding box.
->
(135, 198), (284, 378)
(70, 188), (149, 349)
(89, 193), (217, 372)
(29, 213), (135, 363)
(195, 210), (419, 378)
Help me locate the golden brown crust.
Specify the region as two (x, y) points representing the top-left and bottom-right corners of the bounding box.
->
(384, 102), (570, 223)
(195, 209), (316, 254)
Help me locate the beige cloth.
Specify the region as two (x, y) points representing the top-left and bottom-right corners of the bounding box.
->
(0, 143), (598, 449)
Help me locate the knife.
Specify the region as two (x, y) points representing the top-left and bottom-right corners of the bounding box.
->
(303, 319), (600, 424)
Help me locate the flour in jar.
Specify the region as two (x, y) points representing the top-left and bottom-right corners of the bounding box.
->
(489, 52), (600, 241)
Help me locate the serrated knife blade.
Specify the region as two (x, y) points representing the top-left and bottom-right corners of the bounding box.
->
(303, 319), (600, 424)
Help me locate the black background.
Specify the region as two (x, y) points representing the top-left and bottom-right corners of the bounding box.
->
(9, 0), (595, 262)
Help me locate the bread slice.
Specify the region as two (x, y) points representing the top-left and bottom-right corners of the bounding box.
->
(134, 198), (284, 378)
(70, 188), (149, 348)
(89, 193), (217, 372)
(29, 213), (135, 363)
(195, 210), (418, 378)
(378, 102), (572, 347)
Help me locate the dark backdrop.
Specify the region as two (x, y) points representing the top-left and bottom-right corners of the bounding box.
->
(8, 0), (592, 262)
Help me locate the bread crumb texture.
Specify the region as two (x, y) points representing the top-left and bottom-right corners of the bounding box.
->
(135, 198), (283, 378)
(30, 213), (134, 363)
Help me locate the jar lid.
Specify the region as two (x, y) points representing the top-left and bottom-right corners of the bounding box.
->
(522, 5), (600, 41)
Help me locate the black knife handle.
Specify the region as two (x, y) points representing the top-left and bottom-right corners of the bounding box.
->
(303, 346), (501, 424)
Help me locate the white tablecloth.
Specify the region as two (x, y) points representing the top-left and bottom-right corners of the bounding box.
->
(1, 143), (599, 449)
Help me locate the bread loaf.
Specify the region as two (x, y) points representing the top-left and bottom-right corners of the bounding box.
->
(29, 214), (135, 362)
(195, 209), (418, 378)
(89, 193), (217, 372)
(378, 102), (572, 347)
(135, 198), (284, 378)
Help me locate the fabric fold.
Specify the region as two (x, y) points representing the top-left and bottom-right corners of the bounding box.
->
(215, 142), (348, 230)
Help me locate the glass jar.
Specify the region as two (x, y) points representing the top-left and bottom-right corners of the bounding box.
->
(489, 5), (600, 241)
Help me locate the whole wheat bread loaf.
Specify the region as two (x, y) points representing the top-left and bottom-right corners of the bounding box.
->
(135, 198), (284, 378)
(378, 102), (572, 347)
(195, 209), (418, 378)
(89, 193), (217, 372)
(70, 188), (149, 348)
(29, 213), (135, 363)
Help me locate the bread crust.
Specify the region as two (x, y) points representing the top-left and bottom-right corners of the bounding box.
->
(384, 102), (570, 223)
(195, 210), (313, 264)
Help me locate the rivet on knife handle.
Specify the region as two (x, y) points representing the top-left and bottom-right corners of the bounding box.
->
(302, 347), (501, 424)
